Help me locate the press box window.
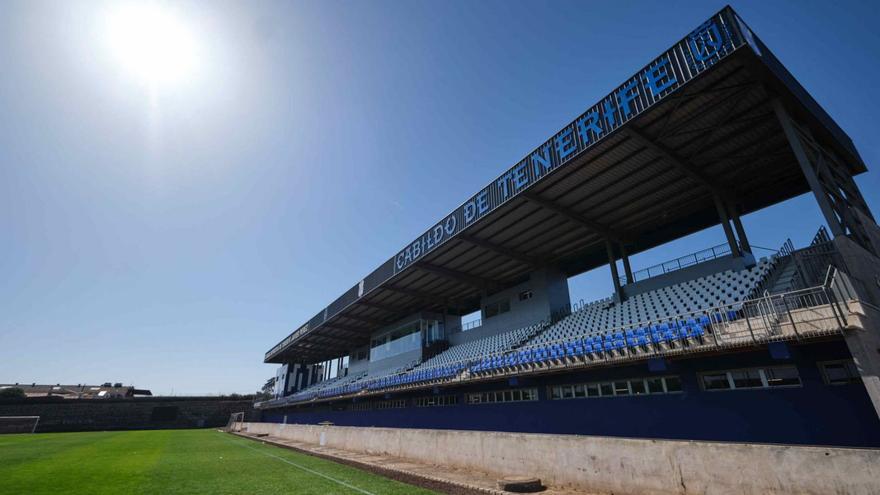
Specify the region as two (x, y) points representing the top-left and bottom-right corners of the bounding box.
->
(819, 360), (861, 385)
(518, 290), (533, 301)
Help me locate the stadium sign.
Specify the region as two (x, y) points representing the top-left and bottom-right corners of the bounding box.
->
(393, 11), (744, 274)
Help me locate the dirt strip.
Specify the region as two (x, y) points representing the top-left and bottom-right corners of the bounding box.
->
(229, 431), (597, 495)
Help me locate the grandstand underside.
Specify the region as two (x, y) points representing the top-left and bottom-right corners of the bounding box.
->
(258, 6), (880, 448)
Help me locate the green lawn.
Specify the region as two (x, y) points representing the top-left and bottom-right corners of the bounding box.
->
(0, 429), (438, 495)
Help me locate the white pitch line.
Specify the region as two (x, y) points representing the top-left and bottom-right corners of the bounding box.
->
(224, 435), (377, 495)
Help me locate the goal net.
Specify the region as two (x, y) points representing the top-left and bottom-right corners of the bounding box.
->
(225, 412), (246, 433)
(0, 416), (40, 434)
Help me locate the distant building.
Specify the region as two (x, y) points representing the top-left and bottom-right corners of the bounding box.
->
(0, 383), (152, 399)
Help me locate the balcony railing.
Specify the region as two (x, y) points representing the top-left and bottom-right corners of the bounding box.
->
(619, 243), (732, 286)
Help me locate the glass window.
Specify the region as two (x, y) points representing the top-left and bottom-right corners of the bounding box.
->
(519, 290), (533, 301)
(548, 378), (680, 400)
(485, 304), (499, 318)
(765, 367), (801, 387)
(630, 380), (647, 395)
(503, 390), (513, 402)
(646, 377), (665, 394)
(731, 369), (763, 389)
(499, 300), (510, 314)
(821, 361), (860, 385)
(664, 376), (682, 393)
(370, 321), (422, 362)
(484, 300), (511, 319)
(512, 389), (522, 401)
(702, 373), (731, 390)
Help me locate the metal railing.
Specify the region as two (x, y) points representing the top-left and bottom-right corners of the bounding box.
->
(619, 243), (732, 286)
(259, 268), (856, 409)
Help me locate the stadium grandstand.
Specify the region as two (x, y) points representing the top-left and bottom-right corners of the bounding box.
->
(255, 6), (880, 448)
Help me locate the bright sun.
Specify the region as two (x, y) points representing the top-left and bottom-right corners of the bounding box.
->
(104, 3), (199, 86)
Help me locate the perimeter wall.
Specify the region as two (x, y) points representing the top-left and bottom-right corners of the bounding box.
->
(0, 397), (256, 432)
(239, 421), (880, 495)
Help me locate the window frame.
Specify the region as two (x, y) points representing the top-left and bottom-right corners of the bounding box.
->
(818, 360), (861, 385)
(698, 366), (802, 392)
(548, 376), (683, 400)
(467, 387), (539, 405)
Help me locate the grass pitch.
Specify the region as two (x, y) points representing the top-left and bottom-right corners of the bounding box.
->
(0, 429), (438, 495)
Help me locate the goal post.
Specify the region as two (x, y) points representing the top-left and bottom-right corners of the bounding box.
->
(225, 412), (246, 433)
(0, 416), (40, 434)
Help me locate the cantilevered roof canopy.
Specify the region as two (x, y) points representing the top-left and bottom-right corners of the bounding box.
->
(265, 6), (867, 364)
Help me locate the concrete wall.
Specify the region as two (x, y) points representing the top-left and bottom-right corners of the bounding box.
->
(240, 421), (880, 495)
(0, 397), (256, 432)
(449, 268), (569, 345)
(262, 341), (880, 447)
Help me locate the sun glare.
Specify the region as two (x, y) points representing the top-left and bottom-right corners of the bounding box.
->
(104, 4), (200, 86)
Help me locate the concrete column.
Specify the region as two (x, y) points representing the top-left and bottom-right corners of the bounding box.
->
(606, 240), (623, 302)
(772, 99), (845, 237)
(713, 194), (741, 258)
(620, 243), (635, 285)
(834, 236), (880, 421)
(729, 203), (752, 254)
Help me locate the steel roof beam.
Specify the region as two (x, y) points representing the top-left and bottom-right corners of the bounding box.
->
(626, 126), (728, 198)
(382, 285), (449, 303)
(414, 262), (498, 291)
(306, 334), (354, 346)
(338, 314), (387, 326)
(521, 192), (624, 242)
(321, 323), (364, 335)
(457, 234), (541, 268)
(355, 300), (402, 313)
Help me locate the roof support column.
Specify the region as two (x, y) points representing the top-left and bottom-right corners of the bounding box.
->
(728, 202), (752, 254)
(606, 240), (623, 303)
(772, 99), (845, 237)
(620, 243), (635, 285)
(713, 194), (742, 258)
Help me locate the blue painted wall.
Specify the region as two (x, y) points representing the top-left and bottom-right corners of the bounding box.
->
(262, 340), (880, 447)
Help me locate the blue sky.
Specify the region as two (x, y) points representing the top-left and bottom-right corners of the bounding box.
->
(1, 0), (877, 395)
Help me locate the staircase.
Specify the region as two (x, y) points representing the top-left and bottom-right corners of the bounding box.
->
(766, 257), (800, 294)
